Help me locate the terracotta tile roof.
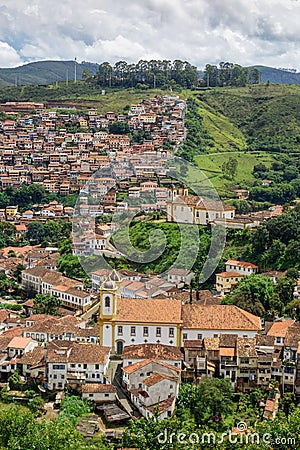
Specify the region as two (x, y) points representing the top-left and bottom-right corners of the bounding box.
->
(122, 359), (181, 375)
(219, 348), (235, 357)
(68, 343), (110, 365)
(237, 337), (257, 357)
(17, 346), (44, 366)
(183, 339), (203, 348)
(284, 323), (300, 348)
(1, 327), (23, 338)
(267, 319), (295, 338)
(147, 396), (175, 414)
(0, 310), (10, 323)
(226, 260), (258, 269)
(195, 290), (220, 306)
(114, 298), (182, 324)
(122, 344), (183, 361)
(8, 336), (34, 349)
(217, 271), (244, 278)
(220, 334), (238, 348)
(122, 359), (152, 374)
(256, 335), (275, 347)
(182, 305), (261, 331)
(143, 372), (174, 387)
(203, 337), (220, 350)
(0, 336), (13, 351)
(82, 383), (116, 394)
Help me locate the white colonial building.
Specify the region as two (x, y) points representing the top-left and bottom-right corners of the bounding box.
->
(166, 186), (235, 225)
(98, 271), (261, 354)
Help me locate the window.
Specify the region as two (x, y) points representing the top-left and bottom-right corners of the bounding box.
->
(143, 327), (149, 337)
(213, 334), (218, 338)
(183, 333), (187, 340)
(95, 364), (99, 370)
(169, 328), (174, 338)
(240, 358), (249, 364)
(53, 375), (57, 379)
(104, 393), (109, 397)
(156, 327), (161, 337)
(83, 364), (87, 369)
(89, 394), (93, 397)
(118, 326), (123, 336)
(206, 212), (209, 218)
(104, 296), (110, 308)
(131, 326), (136, 336)
(197, 334), (202, 340)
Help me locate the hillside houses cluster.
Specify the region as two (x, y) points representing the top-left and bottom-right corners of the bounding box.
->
(0, 95), (186, 195)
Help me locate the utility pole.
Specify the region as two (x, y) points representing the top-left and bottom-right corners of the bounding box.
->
(207, 71), (210, 87)
(74, 57), (77, 83)
(153, 73), (156, 89)
(66, 68), (69, 86)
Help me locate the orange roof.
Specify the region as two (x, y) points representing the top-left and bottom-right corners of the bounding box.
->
(226, 260), (258, 269)
(182, 305), (261, 331)
(8, 336), (34, 349)
(114, 298), (182, 324)
(219, 347), (235, 357)
(217, 271), (244, 278)
(267, 320), (295, 338)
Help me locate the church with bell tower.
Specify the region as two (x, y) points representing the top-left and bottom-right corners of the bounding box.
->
(98, 270), (183, 355)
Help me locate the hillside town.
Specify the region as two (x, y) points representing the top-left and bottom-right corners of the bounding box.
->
(0, 94), (299, 439)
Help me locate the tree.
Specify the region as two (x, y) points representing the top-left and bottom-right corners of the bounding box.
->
(33, 293), (61, 315)
(225, 274), (275, 317)
(222, 157), (238, 179)
(275, 276), (296, 306)
(26, 221), (46, 245)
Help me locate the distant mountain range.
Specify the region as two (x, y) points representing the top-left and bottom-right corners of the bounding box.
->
(248, 65), (300, 84)
(0, 60), (299, 87)
(0, 60), (99, 87)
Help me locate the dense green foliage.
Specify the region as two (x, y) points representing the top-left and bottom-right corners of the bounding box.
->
(112, 219), (211, 275)
(0, 405), (109, 450)
(59, 395), (93, 425)
(204, 62), (260, 87)
(33, 293), (61, 315)
(95, 59), (198, 89)
(26, 220), (71, 246)
(0, 185), (77, 212)
(177, 98), (214, 161)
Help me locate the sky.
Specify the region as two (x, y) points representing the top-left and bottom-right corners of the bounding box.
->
(0, 0), (299, 70)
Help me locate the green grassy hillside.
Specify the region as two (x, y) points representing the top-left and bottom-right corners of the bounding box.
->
(193, 151), (275, 196)
(195, 84), (300, 152)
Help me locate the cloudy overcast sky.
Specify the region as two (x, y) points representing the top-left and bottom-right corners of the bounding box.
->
(0, 0), (299, 70)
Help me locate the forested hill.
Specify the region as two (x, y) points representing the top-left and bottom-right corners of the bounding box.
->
(1, 60), (300, 87)
(0, 60), (99, 87)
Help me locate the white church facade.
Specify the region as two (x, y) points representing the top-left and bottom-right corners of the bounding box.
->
(166, 186), (235, 225)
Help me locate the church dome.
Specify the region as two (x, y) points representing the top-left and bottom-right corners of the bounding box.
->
(109, 269), (122, 283)
(101, 278), (115, 290)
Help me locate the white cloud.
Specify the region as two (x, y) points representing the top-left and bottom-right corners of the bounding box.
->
(0, 0), (299, 69)
(0, 41), (23, 67)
